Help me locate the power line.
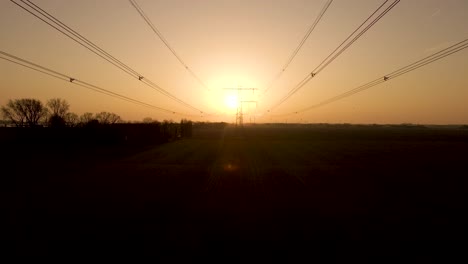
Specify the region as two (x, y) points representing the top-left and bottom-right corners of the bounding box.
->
(12, 0), (140, 77)
(0, 56), (69, 82)
(0, 50), (203, 117)
(268, 38), (468, 117)
(267, 0), (399, 112)
(312, 0), (397, 75)
(128, 0), (211, 92)
(11, 0), (205, 113)
(24, 0), (141, 77)
(20, 0), (204, 113)
(267, 0), (398, 112)
(261, 0), (333, 97)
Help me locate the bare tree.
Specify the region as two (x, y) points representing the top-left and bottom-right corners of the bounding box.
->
(1, 98), (48, 127)
(45, 98), (71, 128)
(47, 98), (69, 118)
(65, 112), (79, 127)
(96, 112), (121, 124)
(143, 117), (153, 123)
(79, 112), (95, 124)
(1, 102), (25, 126)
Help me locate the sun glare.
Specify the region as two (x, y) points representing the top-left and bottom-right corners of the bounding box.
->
(225, 95), (238, 109)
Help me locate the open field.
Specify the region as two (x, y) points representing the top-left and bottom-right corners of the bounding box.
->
(2, 124), (467, 260)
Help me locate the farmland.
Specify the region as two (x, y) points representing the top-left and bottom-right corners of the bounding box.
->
(2, 124), (468, 260)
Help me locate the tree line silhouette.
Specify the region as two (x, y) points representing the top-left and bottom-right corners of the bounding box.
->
(1, 98), (192, 146)
(1, 98), (122, 128)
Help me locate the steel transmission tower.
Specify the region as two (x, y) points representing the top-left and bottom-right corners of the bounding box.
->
(223, 87), (258, 126)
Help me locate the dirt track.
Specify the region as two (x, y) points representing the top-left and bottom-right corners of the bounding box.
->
(3, 125), (467, 260)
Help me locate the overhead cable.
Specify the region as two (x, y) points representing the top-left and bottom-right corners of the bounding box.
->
(261, 0), (333, 97)
(129, 0), (211, 92)
(0, 50), (203, 117)
(267, 0), (399, 112)
(11, 0), (204, 113)
(268, 38), (468, 117)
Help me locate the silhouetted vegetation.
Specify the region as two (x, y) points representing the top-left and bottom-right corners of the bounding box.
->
(46, 98), (69, 128)
(180, 118), (193, 138)
(0, 98), (193, 147)
(64, 112), (79, 127)
(79, 112), (95, 124)
(95, 111), (121, 124)
(1, 98), (48, 127)
(47, 98), (69, 117)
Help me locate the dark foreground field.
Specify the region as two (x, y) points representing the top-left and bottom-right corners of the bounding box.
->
(2, 124), (467, 260)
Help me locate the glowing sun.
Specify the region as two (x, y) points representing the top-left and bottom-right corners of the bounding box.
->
(225, 95), (238, 109)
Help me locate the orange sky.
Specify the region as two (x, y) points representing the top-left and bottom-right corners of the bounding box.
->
(1, 0), (467, 124)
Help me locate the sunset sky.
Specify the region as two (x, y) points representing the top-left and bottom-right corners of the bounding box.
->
(1, 0), (467, 124)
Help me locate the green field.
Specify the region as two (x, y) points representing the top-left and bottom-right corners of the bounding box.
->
(2, 124), (467, 260)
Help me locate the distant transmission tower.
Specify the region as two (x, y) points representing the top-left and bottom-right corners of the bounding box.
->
(241, 100), (258, 124)
(223, 87), (258, 126)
